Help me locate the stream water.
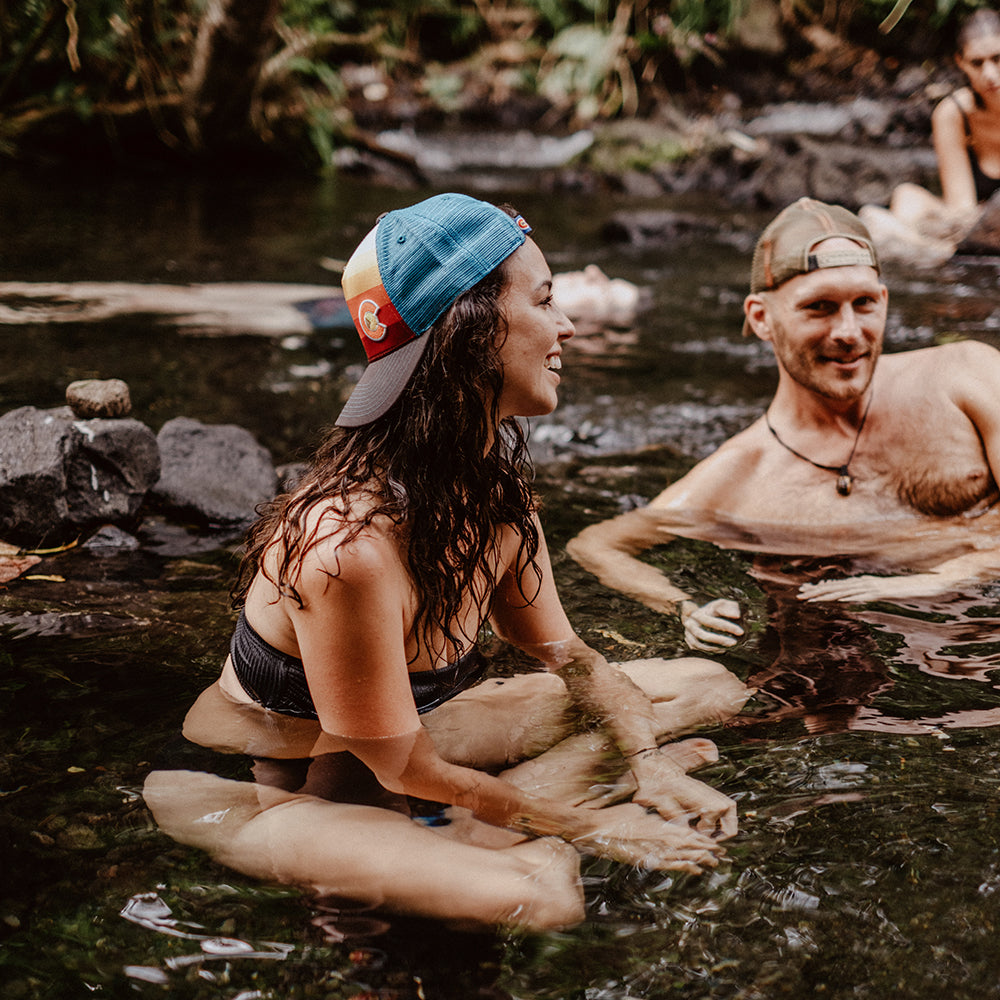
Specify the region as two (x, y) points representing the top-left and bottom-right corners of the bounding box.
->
(3, 159), (1000, 999)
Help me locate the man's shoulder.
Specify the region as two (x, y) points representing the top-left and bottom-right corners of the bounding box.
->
(649, 419), (768, 508)
(883, 340), (999, 380)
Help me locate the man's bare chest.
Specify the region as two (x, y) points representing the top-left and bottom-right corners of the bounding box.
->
(736, 428), (996, 524)
(854, 413), (998, 516)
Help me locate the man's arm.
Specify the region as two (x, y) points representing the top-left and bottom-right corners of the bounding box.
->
(797, 549), (1000, 604)
(566, 503), (744, 651)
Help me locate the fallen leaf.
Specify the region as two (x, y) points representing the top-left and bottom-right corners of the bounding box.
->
(596, 628), (645, 648)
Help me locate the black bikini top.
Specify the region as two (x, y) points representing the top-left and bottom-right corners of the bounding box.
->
(951, 92), (1000, 202)
(229, 608), (489, 718)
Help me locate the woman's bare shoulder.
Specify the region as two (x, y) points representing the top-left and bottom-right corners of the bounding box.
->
(933, 89), (967, 131)
(294, 501), (405, 596)
(940, 86), (971, 112)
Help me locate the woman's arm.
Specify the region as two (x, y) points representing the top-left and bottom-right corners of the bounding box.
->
(932, 91), (980, 213)
(290, 529), (425, 740)
(490, 516), (739, 836)
(342, 725), (724, 871)
(291, 522), (722, 869)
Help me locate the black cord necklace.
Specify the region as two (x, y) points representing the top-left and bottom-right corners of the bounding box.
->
(764, 390), (874, 497)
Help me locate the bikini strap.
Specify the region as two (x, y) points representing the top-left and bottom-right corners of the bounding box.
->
(949, 91), (973, 140)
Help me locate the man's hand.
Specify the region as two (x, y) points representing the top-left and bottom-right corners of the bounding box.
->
(680, 598), (744, 651)
(797, 571), (958, 604)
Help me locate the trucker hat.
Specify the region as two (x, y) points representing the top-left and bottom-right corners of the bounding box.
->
(749, 197), (879, 294)
(335, 192), (531, 427)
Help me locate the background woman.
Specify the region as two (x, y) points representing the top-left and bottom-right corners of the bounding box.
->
(144, 193), (748, 931)
(862, 8), (1000, 257)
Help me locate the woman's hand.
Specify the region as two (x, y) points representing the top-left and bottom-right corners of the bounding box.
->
(628, 746), (738, 838)
(680, 599), (743, 651)
(572, 802), (726, 872)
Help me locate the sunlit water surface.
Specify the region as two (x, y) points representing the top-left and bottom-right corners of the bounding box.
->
(2, 161), (1000, 999)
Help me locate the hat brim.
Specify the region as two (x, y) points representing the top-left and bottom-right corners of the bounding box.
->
(334, 333), (431, 427)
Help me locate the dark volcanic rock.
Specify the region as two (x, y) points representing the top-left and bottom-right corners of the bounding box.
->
(149, 417), (278, 528)
(0, 405), (160, 547)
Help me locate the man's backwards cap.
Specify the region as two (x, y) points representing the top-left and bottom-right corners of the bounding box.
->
(335, 192), (531, 427)
(749, 197), (880, 294)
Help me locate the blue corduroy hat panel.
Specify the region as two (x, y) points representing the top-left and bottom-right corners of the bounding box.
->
(375, 193), (530, 336)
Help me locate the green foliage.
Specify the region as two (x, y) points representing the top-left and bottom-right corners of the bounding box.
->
(1, 1), (184, 99)
(279, 0), (477, 52)
(667, 0), (747, 35)
(2, 0), (997, 164)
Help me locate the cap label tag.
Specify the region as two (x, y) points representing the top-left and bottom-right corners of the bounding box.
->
(807, 247), (877, 271)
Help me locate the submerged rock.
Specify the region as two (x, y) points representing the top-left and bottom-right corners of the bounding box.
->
(601, 209), (718, 246)
(0, 405), (160, 548)
(748, 138), (936, 211)
(149, 417), (278, 528)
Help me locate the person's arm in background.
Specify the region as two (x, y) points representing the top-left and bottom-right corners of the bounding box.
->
(932, 92), (981, 215)
(566, 482), (744, 652)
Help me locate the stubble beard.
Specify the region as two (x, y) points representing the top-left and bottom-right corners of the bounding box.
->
(772, 328), (882, 404)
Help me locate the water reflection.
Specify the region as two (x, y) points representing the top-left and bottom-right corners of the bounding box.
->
(142, 654), (748, 935)
(5, 167), (1000, 996)
(629, 503), (1000, 737)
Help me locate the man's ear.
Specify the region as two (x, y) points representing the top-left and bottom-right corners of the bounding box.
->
(743, 294), (770, 341)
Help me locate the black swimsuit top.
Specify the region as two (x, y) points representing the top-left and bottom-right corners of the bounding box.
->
(952, 93), (1000, 202)
(229, 608), (489, 718)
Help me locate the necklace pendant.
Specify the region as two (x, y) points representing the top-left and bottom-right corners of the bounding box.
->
(836, 466), (852, 497)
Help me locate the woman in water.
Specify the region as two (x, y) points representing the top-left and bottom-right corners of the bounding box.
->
(862, 8), (1000, 256)
(143, 193), (747, 931)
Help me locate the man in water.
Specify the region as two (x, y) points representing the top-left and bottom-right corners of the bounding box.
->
(567, 197), (1000, 654)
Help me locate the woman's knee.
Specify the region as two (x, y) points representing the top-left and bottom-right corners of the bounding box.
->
(617, 655), (742, 696)
(889, 182), (939, 220)
(423, 672), (572, 768)
(671, 657), (750, 716)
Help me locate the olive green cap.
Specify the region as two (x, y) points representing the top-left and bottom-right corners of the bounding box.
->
(749, 197), (879, 293)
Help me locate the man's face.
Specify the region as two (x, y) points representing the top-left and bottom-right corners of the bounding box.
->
(745, 239), (888, 403)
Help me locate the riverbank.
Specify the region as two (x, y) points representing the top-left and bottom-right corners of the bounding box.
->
(338, 82), (945, 215)
(3, 0), (958, 217)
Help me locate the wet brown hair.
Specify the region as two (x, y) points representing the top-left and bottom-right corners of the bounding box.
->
(231, 233), (541, 663)
(957, 8), (1000, 55)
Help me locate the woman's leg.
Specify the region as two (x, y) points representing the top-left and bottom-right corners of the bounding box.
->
(497, 657), (749, 805)
(424, 656), (749, 805)
(143, 768), (584, 931)
(883, 183), (975, 243)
